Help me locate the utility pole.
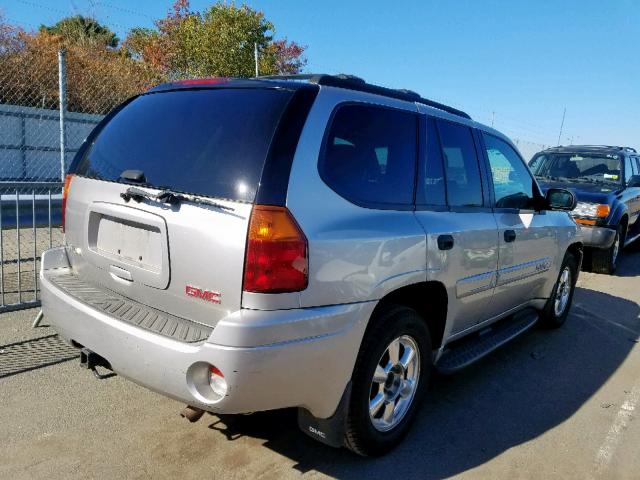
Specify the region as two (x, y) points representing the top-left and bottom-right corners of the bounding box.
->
(557, 107), (566, 146)
(254, 43), (259, 77)
(58, 49), (67, 182)
(491, 111), (495, 127)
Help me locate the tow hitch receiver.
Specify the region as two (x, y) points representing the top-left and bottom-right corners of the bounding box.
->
(80, 348), (115, 380)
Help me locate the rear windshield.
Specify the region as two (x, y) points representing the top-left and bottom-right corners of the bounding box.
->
(72, 88), (294, 202)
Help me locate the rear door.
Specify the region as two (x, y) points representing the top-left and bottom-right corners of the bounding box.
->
(479, 132), (557, 317)
(65, 87), (298, 328)
(414, 115), (499, 335)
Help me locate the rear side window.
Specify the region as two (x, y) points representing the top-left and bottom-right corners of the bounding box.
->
(436, 120), (483, 207)
(319, 104), (417, 208)
(73, 88), (294, 202)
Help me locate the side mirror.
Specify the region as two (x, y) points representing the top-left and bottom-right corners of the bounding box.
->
(546, 188), (577, 211)
(627, 175), (640, 188)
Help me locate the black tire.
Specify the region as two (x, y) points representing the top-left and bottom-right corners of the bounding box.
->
(591, 225), (624, 274)
(539, 252), (578, 328)
(344, 304), (431, 456)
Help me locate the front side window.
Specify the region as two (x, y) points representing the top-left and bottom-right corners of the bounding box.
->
(436, 120), (483, 207)
(319, 104), (417, 207)
(483, 133), (534, 209)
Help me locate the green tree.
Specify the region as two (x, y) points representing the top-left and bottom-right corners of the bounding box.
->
(40, 15), (119, 48)
(124, 1), (306, 78)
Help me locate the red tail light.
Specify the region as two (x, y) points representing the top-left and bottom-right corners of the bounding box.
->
(61, 174), (73, 232)
(243, 205), (308, 293)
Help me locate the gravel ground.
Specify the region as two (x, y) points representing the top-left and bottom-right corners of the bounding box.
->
(1, 247), (639, 479)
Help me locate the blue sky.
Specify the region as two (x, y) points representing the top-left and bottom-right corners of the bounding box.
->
(3, 0), (639, 158)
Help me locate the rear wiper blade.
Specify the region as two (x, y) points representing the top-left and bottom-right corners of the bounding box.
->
(121, 186), (235, 211)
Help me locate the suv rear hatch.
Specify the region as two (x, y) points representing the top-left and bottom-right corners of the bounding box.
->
(63, 84), (313, 328)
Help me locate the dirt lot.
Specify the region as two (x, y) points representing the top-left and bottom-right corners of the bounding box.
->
(1, 248), (639, 480)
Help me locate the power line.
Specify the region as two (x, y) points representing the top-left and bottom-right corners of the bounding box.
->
(94, 1), (154, 19)
(10, 0), (144, 37)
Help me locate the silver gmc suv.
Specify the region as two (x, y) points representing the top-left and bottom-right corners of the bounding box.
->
(41, 74), (582, 456)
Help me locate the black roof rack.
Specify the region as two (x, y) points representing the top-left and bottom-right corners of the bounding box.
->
(258, 73), (471, 120)
(548, 145), (637, 154)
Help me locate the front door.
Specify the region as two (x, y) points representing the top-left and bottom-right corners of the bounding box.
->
(480, 132), (557, 317)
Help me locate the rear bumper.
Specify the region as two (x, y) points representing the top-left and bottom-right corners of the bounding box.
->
(41, 247), (373, 419)
(579, 225), (616, 249)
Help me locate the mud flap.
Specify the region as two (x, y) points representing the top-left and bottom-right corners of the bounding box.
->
(297, 381), (351, 448)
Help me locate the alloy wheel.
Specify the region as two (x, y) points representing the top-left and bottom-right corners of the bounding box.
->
(554, 266), (572, 317)
(368, 335), (420, 432)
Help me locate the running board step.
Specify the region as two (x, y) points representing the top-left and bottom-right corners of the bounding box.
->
(436, 309), (539, 374)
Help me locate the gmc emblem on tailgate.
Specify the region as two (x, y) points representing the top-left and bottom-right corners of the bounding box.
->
(185, 286), (221, 304)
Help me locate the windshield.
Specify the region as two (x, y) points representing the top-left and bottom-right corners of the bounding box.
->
(529, 152), (622, 186)
(72, 88), (294, 202)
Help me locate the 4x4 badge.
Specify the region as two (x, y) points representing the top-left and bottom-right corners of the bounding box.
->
(185, 286), (221, 304)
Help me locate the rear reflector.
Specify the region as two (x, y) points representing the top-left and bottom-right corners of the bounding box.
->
(61, 174), (73, 232)
(243, 205), (308, 293)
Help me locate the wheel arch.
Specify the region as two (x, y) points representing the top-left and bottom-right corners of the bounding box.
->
(566, 241), (584, 269)
(610, 203), (629, 233)
(619, 214), (629, 238)
(370, 281), (448, 349)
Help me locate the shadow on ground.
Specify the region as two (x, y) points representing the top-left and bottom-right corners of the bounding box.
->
(202, 253), (640, 479)
(0, 333), (78, 379)
(613, 243), (640, 277)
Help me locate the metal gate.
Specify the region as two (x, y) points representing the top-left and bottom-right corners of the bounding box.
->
(0, 182), (62, 313)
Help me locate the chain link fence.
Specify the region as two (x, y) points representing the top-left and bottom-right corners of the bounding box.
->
(0, 47), (161, 312)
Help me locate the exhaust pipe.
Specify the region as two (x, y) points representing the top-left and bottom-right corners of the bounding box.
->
(180, 405), (205, 423)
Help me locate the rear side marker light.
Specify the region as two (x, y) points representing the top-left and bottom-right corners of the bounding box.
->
(61, 174), (73, 232)
(243, 205), (308, 293)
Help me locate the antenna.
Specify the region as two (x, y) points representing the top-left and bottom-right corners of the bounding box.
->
(556, 107), (566, 146)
